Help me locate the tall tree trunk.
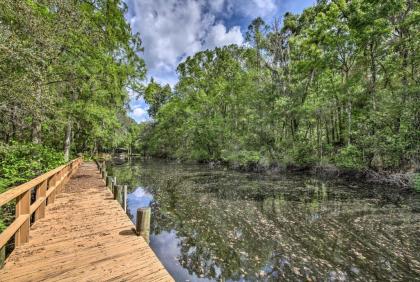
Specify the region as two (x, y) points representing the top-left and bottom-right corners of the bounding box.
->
(347, 101), (352, 146)
(32, 86), (43, 144)
(64, 118), (72, 162)
(343, 70), (352, 146)
(326, 121), (330, 145)
(337, 105), (344, 145)
(331, 113), (336, 143)
(316, 118), (321, 159)
(369, 42), (377, 112)
(31, 119), (41, 144)
(396, 35), (409, 134)
(11, 105), (18, 141)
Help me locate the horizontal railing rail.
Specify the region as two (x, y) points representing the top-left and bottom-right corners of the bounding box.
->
(0, 157), (83, 250)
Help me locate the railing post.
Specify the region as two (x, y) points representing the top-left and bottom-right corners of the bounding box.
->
(0, 157), (81, 256)
(110, 177), (116, 192)
(35, 179), (47, 221)
(64, 165), (69, 185)
(113, 184), (121, 201)
(15, 190), (30, 246)
(106, 176), (113, 188)
(56, 170), (62, 194)
(48, 174), (56, 204)
(123, 185), (127, 212)
(136, 207), (151, 243)
(59, 170), (63, 192)
(68, 162), (73, 177)
(102, 170), (107, 181)
(100, 161), (106, 176)
(70, 162), (75, 177)
(0, 245), (5, 269)
(106, 176), (116, 190)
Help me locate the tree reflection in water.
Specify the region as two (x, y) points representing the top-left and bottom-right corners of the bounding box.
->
(109, 159), (420, 281)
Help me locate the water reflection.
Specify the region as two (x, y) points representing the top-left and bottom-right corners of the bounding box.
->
(151, 230), (214, 282)
(127, 186), (154, 222)
(109, 159), (420, 281)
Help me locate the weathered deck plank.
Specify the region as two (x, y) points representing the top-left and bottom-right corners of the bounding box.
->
(0, 163), (173, 282)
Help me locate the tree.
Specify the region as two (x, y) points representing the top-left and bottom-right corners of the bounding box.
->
(0, 0), (146, 161)
(138, 0), (419, 171)
(144, 79), (172, 118)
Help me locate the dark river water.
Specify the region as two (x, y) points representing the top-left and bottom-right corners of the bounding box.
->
(108, 159), (420, 281)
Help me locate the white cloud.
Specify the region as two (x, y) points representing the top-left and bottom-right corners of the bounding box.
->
(125, 0), (279, 86)
(126, 0), (281, 85)
(209, 0), (225, 13)
(250, 0), (277, 15)
(127, 0), (215, 73)
(223, 0), (277, 19)
(132, 187), (153, 199)
(132, 107), (149, 122)
(123, 0), (317, 120)
(205, 24), (243, 50)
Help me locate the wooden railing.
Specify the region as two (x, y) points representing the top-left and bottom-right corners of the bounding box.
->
(0, 157), (83, 251)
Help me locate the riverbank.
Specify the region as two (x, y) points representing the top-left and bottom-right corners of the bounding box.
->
(223, 161), (418, 191)
(107, 154), (419, 191)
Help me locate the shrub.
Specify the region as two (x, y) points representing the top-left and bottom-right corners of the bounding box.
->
(335, 145), (364, 170)
(414, 173), (420, 192)
(0, 142), (65, 231)
(0, 142), (65, 192)
(291, 143), (317, 166)
(221, 149), (261, 167)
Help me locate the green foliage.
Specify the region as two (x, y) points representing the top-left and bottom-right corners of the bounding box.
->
(1, 0), (418, 175)
(137, 0), (419, 172)
(0, 142), (65, 232)
(334, 145), (364, 170)
(0, 142), (64, 193)
(413, 173), (420, 192)
(144, 79), (172, 118)
(0, 0), (146, 160)
(221, 150), (261, 167)
(290, 144), (318, 166)
(0, 220), (5, 232)
(0, 0), (142, 233)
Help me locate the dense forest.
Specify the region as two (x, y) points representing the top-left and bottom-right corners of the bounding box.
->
(0, 0), (419, 191)
(0, 0), (418, 278)
(140, 0), (419, 173)
(0, 0), (144, 190)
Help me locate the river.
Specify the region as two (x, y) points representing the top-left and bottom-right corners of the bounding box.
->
(108, 158), (420, 281)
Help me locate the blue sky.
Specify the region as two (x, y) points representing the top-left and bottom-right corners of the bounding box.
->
(125, 0), (316, 122)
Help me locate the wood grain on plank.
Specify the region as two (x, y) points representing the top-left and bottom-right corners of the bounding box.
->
(0, 162), (173, 282)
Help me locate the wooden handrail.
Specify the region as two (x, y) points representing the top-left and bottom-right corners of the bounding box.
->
(0, 157), (83, 250)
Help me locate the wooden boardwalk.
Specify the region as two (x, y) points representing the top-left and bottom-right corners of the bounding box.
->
(0, 162), (173, 281)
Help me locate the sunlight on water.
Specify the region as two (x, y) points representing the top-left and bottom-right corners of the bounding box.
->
(109, 159), (420, 281)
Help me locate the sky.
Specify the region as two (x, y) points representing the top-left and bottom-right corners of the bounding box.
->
(125, 0), (316, 123)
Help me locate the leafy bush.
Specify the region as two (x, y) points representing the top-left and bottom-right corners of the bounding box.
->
(335, 145), (364, 170)
(414, 173), (420, 193)
(0, 142), (65, 193)
(290, 143), (317, 166)
(0, 142), (65, 232)
(221, 149), (261, 167)
(190, 148), (211, 161)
